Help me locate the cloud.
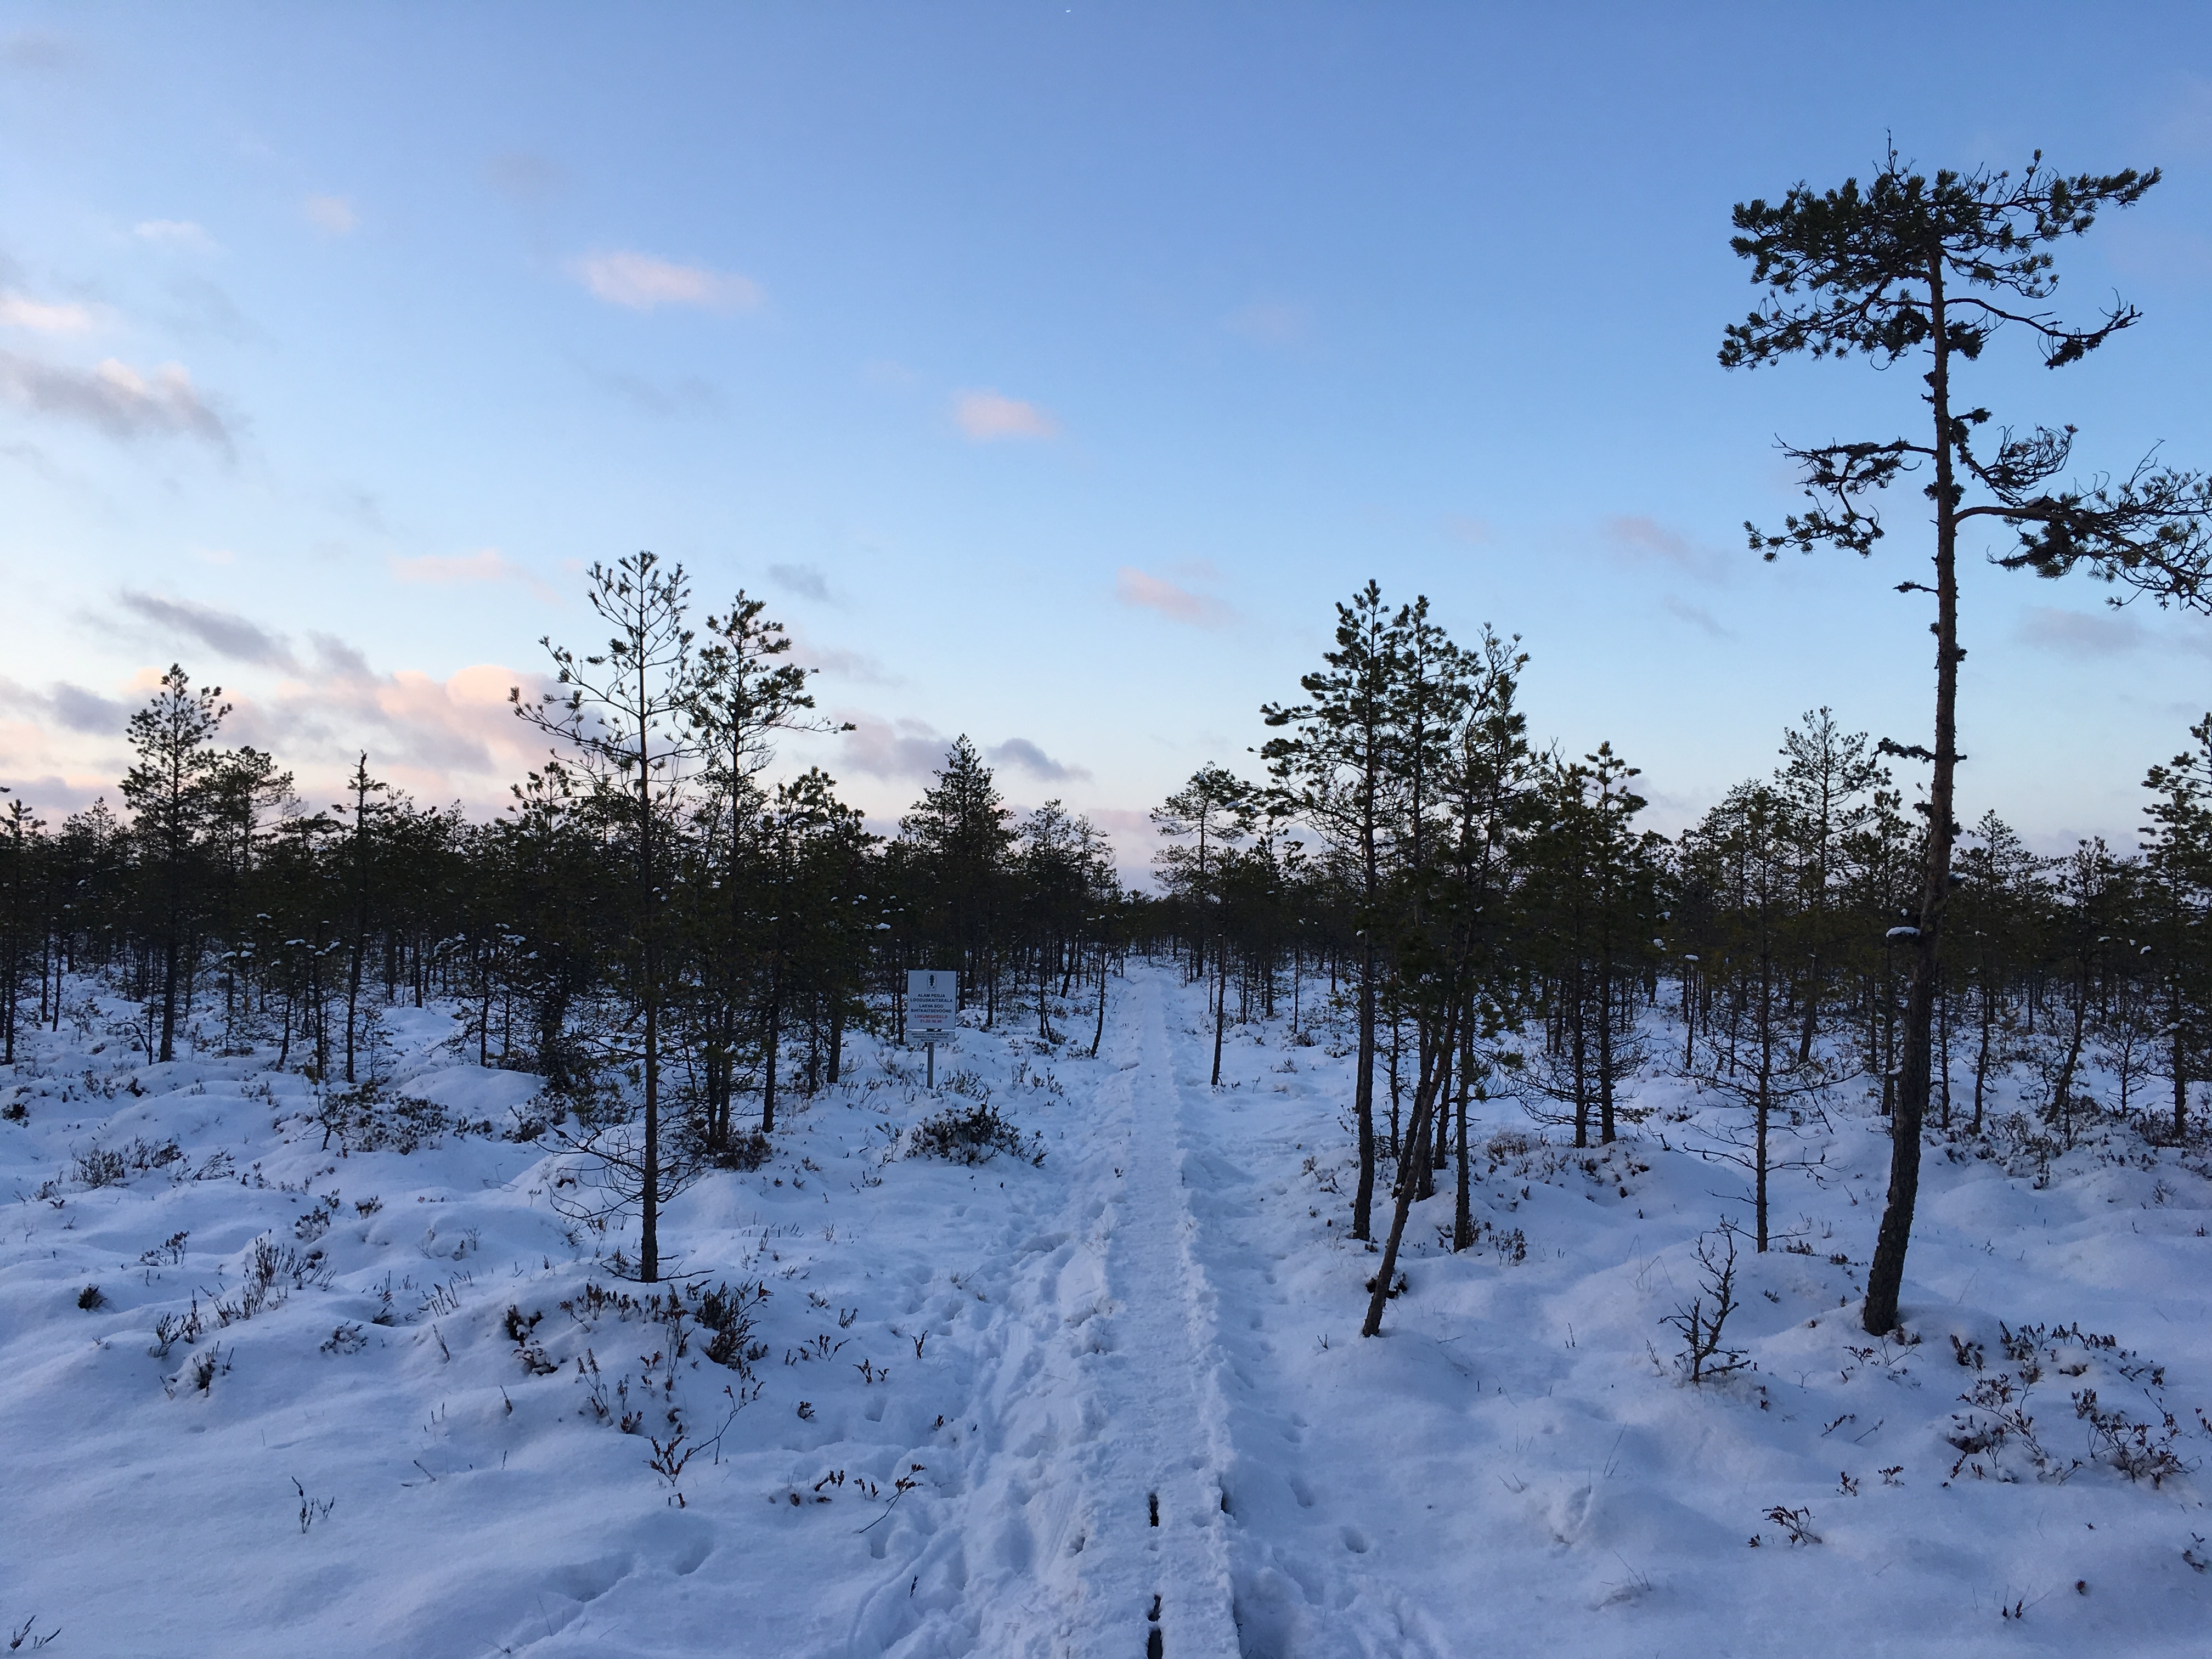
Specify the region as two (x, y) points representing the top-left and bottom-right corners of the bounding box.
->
(783, 621), (891, 684)
(0, 352), (229, 446)
(1, 645), (557, 814)
(134, 219), (217, 253)
(1601, 514), (1731, 582)
(225, 658), (558, 808)
(330, 487), (387, 534)
(2016, 605), (2146, 658)
(769, 562), (831, 603)
(1, 32), (71, 71)
(952, 389), (1058, 442)
(568, 250), (762, 313)
(1661, 595), (1731, 638)
(485, 151), (568, 201)
(1224, 299), (1311, 346)
(3, 678), (129, 736)
(1115, 566), (1232, 628)
(388, 547), (557, 601)
(797, 644), (893, 684)
(584, 365), (720, 417)
(304, 195), (358, 235)
(0, 293), (95, 333)
(840, 714), (952, 782)
(989, 737), (1090, 782)
(117, 590), (298, 669)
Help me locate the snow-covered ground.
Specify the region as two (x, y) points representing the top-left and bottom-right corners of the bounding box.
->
(4, 963), (2211, 1657)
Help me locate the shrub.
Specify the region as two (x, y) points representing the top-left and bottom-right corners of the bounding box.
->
(909, 1101), (1045, 1167)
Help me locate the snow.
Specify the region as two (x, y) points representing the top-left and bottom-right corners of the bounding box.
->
(5, 965), (2212, 1656)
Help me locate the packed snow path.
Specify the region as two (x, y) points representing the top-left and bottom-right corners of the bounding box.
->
(7, 961), (2212, 1656)
(853, 968), (1242, 1656)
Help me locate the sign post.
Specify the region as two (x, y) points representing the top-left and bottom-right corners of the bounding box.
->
(906, 969), (957, 1088)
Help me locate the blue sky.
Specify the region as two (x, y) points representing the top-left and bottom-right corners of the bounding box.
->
(3, 4), (2210, 865)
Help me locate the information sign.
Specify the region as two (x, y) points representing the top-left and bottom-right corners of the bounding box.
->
(907, 970), (957, 1040)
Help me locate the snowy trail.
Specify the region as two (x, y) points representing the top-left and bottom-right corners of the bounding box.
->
(13, 965), (2212, 1657)
(853, 964), (1241, 1657)
(1068, 970), (1242, 1655)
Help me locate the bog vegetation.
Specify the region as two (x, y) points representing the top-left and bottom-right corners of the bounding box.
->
(4, 144), (2211, 1346)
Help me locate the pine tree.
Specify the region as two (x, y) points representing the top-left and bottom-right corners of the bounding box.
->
(1521, 744), (1660, 1148)
(1951, 812), (2044, 1136)
(900, 737), (1015, 1022)
(1774, 709), (1886, 1062)
(1678, 783), (1831, 1251)
(1151, 764), (1253, 984)
(0, 791), (44, 1064)
(1261, 582), (1403, 1240)
(121, 665), (230, 1063)
(514, 553), (697, 1283)
(2142, 715), (2212, 1138)
(1724, 143), (2212, 1335)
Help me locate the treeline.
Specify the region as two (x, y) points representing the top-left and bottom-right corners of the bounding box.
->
(0, 557), (1139, 1278)
(4, 567), (2210, 1313)
(1140, 587), (2212, 1332)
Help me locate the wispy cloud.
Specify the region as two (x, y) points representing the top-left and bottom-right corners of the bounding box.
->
(1601, 514), (1731, 582)
(0, 293), (95, 334)
(134, 219), (218, 253)
(117, 590), (298, 669)
(390, 548), (558, 603)
(304, 194), (358, 235)
(485, 151), (568, 202)
(769, 562), (831, 603)
(1115, 566), (1232, 628)
(2016, 605), (2146, 658)
(1224, 298), (1311, 346)
(952, 389), (1058, 442)
(989, 737), (1090, 782)
(795, 641), (893, 684)
(1, 32), (72, 72)
(569, 250), (762, 313)
(587, 365), (720, 417)
(0, 353), (229, 447)
(1661, 594), (1731, 638)
(841, 714), (952, 782)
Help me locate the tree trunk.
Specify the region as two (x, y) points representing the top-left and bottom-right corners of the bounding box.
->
(1452, 1022), (1475, 1251)
(1972, 970), (1995, 1135)
(1362, 1011), (1457, 1336)
(1091, 944), (1107, 1058)
(1210, 946), (1228, 1087)
(1596, 955), (1617, 1145)
(1864, 255), (1960, 1337)
(1353, 940), (1376, 1240)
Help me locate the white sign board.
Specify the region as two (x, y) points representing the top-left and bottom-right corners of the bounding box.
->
(906, 969), (958, 1041)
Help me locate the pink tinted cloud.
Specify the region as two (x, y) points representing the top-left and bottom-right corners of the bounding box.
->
(388, 547), (558, 603)
(951, 389), (1059, 442)
(1, 653), (557, 817)
(226, 658), (558, 808)
(569, 250), (763, 313)
(1115, 566), (1231, 628)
